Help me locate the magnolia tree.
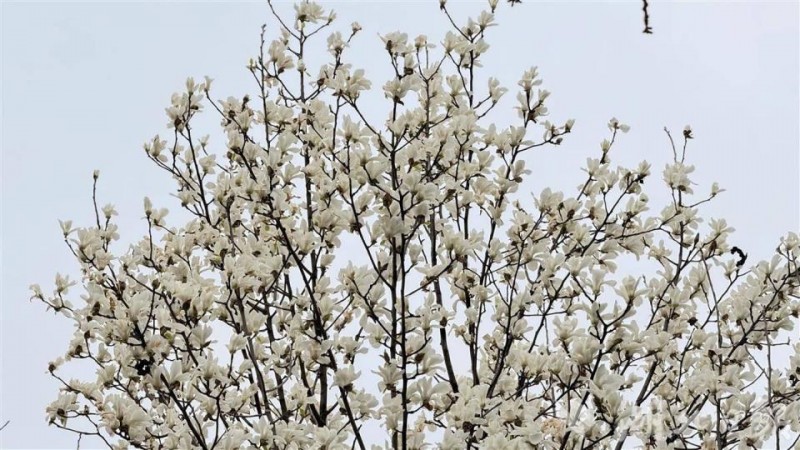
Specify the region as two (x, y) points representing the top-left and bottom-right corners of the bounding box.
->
(32, 1), (800, 449)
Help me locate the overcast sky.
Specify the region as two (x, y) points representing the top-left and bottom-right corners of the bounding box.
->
(2, 1), (798, 448)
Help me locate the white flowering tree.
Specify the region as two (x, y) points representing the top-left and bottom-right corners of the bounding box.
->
(32, 1), (800, 449)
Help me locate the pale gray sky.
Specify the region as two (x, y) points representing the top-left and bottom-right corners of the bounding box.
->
(1, 1), (798, 449)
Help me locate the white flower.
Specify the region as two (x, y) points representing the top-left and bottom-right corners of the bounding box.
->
(46, 392), (78, 425)
(334, 366), (360, 388)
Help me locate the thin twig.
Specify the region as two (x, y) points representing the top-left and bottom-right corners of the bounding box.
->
(642, 0), (653, 34)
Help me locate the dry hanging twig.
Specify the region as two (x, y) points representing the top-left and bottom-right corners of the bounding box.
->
(642, 0), (653, 33)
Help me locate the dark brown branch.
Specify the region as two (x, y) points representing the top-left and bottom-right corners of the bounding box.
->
(642, 0), (653, 34)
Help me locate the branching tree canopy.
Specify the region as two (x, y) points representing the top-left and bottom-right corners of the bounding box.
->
(32, 1), (800, 449)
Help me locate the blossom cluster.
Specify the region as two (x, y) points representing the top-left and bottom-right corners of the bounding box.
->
(33, 1), (800, 449)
